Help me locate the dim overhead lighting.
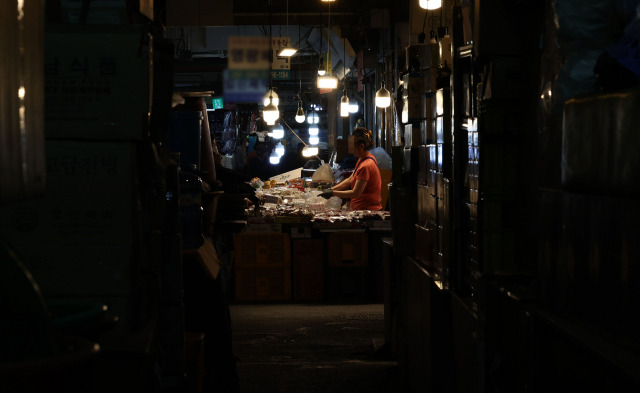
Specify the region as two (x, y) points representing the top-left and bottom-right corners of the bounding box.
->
(307, 110), (319, 124)
(263, 89), (279, 107)
(340, 38), (349, 118)
(317, 67), (326, 76)
(340, 90), (350, 117)
(375, 85), (391, 108)
(276, 141), (285, 156)
(278, 0), (297, 57)
(317, 75), (338, 89)
(302, 145), (319, 157)
(269, 150), (281, 164)
(317, 1), (337, 90)
(295, 101), (306, 123)
(419, 0), (442, 10)
(271, 123), (285, 139)
(278, 47), (297, 57)
(263, 98), (280, 124)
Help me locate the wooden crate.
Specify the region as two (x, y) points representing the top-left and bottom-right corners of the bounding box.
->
(327, 231), (368, 267)
(234, 267), (291, 301)
(234, 232), (291, 268)
(292, 238), (324, 300)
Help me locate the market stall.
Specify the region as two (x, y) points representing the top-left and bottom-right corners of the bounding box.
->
(231, 177), (392, 303)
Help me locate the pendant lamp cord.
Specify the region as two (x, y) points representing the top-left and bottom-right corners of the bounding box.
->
(327, 3), (331, 74)
(268, 0), (273, 92)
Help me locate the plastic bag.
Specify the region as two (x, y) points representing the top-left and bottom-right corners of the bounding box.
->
(305, 190), (322, 199)
(311, 163), (335, 182)
(325, 196), (343, 211)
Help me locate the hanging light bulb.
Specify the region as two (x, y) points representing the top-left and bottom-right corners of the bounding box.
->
(263, 89), (279, 107)
(269, 150), (281, 164)
(339, 36), (350, 118)
(419, 0), (442, 9)
(317, 75), (338, 89)
(308, 126), (319, 136)
(271, 122), (284, 139)
(278, 0), (297, 57)
(278, 47), (297, 57)
(307, 110), (319, 124)
(275, 141), (285, 156)
(436, 89), (444, 116)
(340, 89), (350, 117)
(375, 84), (391, 108)
(295, 101), (306, 123)
(309, 136), (320, 145)
(349, 102), (359, 113)
(317, 2), (337, 89)
(317, 48), (326, 76)
(263, 97), (280, 124)
(302, 145), (319, 157)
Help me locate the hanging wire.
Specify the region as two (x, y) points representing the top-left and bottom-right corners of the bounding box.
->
(280, 118), (307, 145)
(280, 118), (322, 161)
(299, 6), (302, 98)
(327, 2), (331, 74)
(319, 6), (324, 73)
(419, 10), (428, 43)
(298, 6), (301, 50)
(268, 0), (273, 86)
(342, 34), (347, 79)
(285, 0), (289, 39)
(429, 13), (436, 39)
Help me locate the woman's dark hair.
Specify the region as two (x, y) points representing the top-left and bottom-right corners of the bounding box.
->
(352, 127), (374, 150)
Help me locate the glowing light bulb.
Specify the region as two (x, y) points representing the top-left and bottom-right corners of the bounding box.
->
(340, 90), (350, 117)
(263, 90), (279, 107)
(307, 111), (319, 124)
(271, 123), (284, 139)
(419, 0), (441, 10)
(269, 150), (281, 164)
(375, 86), (391, 108)
(295, 102), (305, 123)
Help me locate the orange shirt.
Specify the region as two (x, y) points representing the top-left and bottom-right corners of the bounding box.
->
(350, 153), (382, 211)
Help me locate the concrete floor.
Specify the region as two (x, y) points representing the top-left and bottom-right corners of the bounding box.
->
(230, 303), (402, 393)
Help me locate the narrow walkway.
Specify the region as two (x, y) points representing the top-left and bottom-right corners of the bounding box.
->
(230, 303), (401, 393)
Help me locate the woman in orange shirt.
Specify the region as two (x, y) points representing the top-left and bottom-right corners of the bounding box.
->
(319, 127), (382, 211)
